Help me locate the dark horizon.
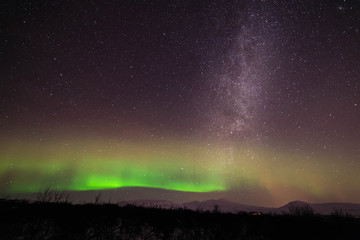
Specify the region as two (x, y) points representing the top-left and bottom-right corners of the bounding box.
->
(7, 186), (360, 209)
(2, 198), (360, 240)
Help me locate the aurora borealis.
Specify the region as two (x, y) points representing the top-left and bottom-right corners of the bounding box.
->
(1, 0), (360, 207)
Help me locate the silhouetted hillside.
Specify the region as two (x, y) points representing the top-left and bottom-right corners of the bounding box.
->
(120, 198), (360, 216)
(1, 199), (360, 240)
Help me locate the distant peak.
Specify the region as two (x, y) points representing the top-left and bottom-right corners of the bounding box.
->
(204, 198), (233, 203)
(288, 200), (308, 205)
(281, 201), (310, 208)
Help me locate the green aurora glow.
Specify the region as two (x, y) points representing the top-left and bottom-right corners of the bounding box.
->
(1, 137), (359, 206)
(0, 139), (229, 193)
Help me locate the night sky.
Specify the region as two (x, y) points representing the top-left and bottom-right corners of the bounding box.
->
(1, 0), (359, 206)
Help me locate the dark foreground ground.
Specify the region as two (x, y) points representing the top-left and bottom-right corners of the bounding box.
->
(1, 199), (360, 240)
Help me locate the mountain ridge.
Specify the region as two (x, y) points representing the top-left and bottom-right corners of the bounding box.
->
(119, 198), (360, 216)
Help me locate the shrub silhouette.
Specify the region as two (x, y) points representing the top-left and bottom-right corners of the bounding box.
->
(37, 187), (53, 202)
(331, 207), (353, 218)
(37, 187), (71, 204)
(288, 203), (314, 216)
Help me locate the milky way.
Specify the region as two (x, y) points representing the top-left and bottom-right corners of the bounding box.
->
(0, 0), (359, 206)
